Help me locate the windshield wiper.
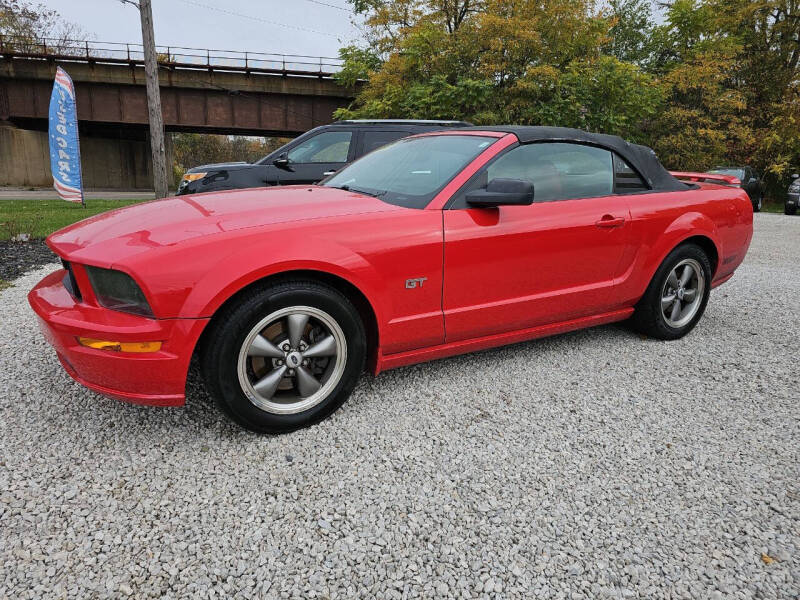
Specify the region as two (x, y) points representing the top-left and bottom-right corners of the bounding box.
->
(332, 184), (387, 198)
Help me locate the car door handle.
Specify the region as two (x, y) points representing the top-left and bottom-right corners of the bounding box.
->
(595, 215), (626, 228)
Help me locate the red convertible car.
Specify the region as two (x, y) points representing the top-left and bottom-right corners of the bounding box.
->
(30, 127), (753, 432)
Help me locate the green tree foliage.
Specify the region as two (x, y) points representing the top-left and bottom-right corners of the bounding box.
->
(338, 0), (800, 199)
(337, 0), (663, 142)
(603, 0), (659, 67)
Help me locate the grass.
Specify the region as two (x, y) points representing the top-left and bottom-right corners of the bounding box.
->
(0, 199), (146, 241)
(761, 201), (787, 214)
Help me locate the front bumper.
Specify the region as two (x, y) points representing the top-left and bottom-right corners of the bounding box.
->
(29, 269), (209, 406)
(787, 192), (799, 208)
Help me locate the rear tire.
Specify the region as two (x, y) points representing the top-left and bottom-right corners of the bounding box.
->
(632, 243), (712, 340)
(201, 280), (366, 433)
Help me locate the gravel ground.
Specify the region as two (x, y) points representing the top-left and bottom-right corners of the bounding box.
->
(1, 213), (798, 599)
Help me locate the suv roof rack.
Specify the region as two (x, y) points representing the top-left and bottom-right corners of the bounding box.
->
(334, 119), (472, 126)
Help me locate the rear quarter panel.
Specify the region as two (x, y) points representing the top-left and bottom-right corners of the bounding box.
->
(617, 185), (752, 306)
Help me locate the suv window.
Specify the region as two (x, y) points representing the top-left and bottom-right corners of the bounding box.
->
(288, 131), (352, 163)
(613, 154), (649, 193)
(360, 130), (409, 156)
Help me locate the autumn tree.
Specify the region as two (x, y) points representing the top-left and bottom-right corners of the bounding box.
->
(337, 0), (663, 137)
(336, 0), (800, 199)
(0, 1), (87, 52)
(646, 0), (800, 194)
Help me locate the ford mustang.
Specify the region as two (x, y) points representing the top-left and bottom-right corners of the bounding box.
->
(29, 127), (753, 433)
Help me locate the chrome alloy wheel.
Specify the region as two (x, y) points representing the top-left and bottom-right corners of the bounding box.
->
(237, 306), (347, 414)
(660, 258), (705, 329)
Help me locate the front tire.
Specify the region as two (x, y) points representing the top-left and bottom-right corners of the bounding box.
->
(753, 193), (762, 212)
(786, 204), (797, 216)
(632, 243), (712, 340)
(201, 281), (366, 433)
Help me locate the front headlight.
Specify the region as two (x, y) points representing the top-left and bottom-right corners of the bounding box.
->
(789, 184), (800, 193)
(85, 266), (154, 317)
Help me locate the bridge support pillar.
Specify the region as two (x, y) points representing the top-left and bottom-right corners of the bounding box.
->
(0, 123), (165, 191)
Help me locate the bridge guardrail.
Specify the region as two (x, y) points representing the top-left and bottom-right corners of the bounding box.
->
(0, 36), (345, 77)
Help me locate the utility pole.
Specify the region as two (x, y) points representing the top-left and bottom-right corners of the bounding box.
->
(121, 0), (168, 198)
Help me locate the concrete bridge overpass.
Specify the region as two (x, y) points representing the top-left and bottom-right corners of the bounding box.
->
(0, 38), (357, 189)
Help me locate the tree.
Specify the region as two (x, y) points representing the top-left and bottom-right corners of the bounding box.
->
(0, 1), (87, 52)
(647, 0), (800, 192)
(603, 0), (658, 67)
(338, 0), (800, 199)
(337, 0), (662, 136)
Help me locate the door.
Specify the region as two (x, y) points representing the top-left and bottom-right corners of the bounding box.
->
(271, 130), (355, 185)
(442, 142), (633, 342)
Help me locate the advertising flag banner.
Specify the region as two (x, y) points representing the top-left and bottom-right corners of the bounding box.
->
(48, 67), (84, 205)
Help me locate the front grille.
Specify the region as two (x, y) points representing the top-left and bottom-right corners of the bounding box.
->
(61, 259), (82, 301)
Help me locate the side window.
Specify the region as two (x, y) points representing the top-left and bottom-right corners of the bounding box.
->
(360, 130), (408, 156)
(287, 131), (352, 163)
(452, 142), (614, 207)
(613, 154), (649, 193)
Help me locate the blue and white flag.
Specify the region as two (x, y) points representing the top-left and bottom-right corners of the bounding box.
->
(48, 67), (84, 204)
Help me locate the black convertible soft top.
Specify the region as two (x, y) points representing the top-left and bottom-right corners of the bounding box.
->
(460, 126), (689, 192)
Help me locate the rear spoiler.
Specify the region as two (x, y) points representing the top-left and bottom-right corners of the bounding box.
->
(670, 171), (741, 186)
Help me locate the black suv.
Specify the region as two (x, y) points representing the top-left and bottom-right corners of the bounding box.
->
(176, 119), (472, 195)
(707, 166), (764, 212)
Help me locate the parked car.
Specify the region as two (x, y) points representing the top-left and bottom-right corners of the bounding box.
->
(707, 166), (763, 212)
(176, 119), (472, 195)
(30, 126), (753, 433)
(786, 173), (799, 215)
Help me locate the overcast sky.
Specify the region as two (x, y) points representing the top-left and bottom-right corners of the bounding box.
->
(41, 0), (363, 59)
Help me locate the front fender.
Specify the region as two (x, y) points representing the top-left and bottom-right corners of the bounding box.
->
(180, 232), (385, 324)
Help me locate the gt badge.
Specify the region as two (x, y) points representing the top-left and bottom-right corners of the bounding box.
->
(405, 277), (427, 289)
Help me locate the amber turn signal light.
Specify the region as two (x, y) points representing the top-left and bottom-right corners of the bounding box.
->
(181, 172), (207, 182)
(77, 338), (162, 353)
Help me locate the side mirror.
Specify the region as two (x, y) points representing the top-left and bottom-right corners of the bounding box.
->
(273, 152), (290, 169)
(466, 178), (534, 208)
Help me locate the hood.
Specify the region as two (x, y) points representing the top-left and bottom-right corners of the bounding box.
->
(47, 185), (401, 266)
(188, 162), (252, 172)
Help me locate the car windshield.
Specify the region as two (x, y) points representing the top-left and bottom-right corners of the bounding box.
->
(323, 135), (497, 208)
(709, 168), (745, 178)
